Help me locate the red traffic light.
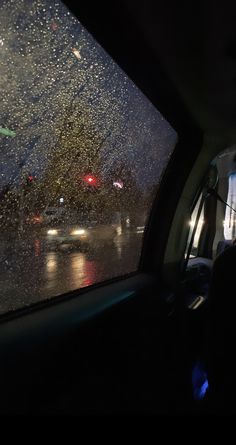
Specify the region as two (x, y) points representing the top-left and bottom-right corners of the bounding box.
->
(25, 174), (35, 186)
(83, 174), (97, 186)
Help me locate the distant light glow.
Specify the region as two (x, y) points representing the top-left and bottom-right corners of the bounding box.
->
(113, 180), (123, 189)
(136, 226), (145, 233)
(59, 197), (64, 203)
(71, 229), (86, 236)
(72, 48), (81, 60)
(32, 215), (42, 223)
(83, 174), (97, 185)
(47, 229), (58, 235)
(0, 39), (4, 46)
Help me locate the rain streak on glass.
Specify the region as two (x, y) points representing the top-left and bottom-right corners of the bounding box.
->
(0, 0), (178, 315)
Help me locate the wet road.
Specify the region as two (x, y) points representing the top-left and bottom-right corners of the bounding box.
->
(0, 231), (143, 315)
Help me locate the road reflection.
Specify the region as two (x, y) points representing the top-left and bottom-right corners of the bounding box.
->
(0, 233), (143, 315)
(69, 253), (91, 288)
(34, 238), (41, 257)
(46, 252), (58, 274)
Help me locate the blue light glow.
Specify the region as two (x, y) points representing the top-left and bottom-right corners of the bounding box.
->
(192, 361), (209, 400)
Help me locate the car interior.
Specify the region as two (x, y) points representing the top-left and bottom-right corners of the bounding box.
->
(1, 0), (236, 415)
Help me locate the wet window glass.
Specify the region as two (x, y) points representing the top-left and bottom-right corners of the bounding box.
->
(0, 0), (177, 315)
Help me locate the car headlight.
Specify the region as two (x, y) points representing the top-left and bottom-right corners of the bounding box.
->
(47, 229), (58, 235)
(71, 229), (86, 236)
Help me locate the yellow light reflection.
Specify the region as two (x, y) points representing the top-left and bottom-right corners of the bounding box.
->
(46, 253), (58, 273)
(70, 253), (86, 288)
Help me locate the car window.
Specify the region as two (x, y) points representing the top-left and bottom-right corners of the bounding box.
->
(209, 149), (236, 256)
(185, 194), (205, 258)
(45, 211), (57, 216)
(223, 172), (236, 240)
(0, 0), (177, 316)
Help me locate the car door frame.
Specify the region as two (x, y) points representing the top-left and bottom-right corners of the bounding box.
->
(0, 0), (205, 414)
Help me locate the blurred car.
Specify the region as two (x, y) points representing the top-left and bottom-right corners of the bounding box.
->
(41, 207), (66, 224)
(43, 217), (119, 249)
